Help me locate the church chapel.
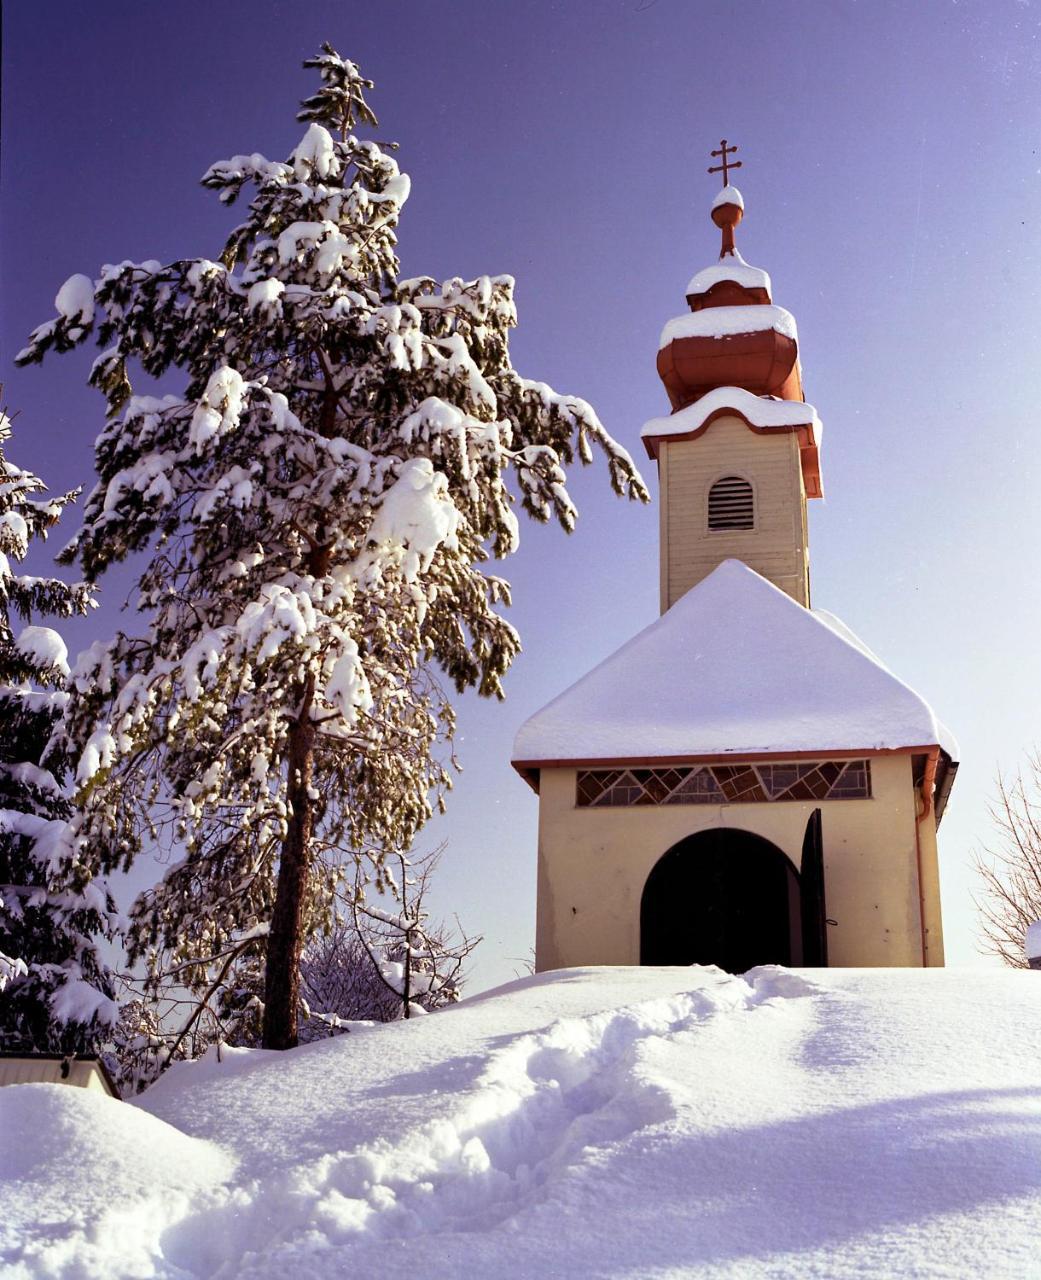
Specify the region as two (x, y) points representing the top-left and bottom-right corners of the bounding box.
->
(512, 152), (958, 974)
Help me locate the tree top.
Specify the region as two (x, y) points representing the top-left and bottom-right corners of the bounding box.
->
(297, 43), (379, 137)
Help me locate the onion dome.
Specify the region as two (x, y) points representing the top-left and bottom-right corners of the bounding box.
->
(645, 184), (822, 499)
(656, 186), (804, 412)
(711, 183), (745, 258)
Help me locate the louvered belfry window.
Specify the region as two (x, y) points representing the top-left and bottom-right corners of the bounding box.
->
(707, 475), (754, 531)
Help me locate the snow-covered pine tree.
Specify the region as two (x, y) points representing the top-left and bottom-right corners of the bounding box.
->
(0, 403), (117, 1053)
(16, 45), (648, 1050)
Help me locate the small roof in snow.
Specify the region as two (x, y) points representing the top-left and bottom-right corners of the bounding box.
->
(686, 252), (771, 299)
(0, 1052), (121, 1098)
(512, 560), (957, 772)
(639, 387), (823, 498)
(641, 386), (820, 443)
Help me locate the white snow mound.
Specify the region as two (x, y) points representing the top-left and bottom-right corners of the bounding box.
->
(0, 1084), (234, 1278)
(2, 966), (1039, 1278)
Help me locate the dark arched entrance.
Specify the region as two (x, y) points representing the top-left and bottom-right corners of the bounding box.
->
(641, 828), (802, 972)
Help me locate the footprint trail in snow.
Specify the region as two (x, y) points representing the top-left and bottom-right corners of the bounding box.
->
(225, 965), (818, 1267)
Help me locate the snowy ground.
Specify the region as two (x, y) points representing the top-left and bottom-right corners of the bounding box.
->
(2, 966), (1039, 1278)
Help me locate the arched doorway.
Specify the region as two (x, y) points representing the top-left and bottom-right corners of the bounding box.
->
(641, 828), (801, 972)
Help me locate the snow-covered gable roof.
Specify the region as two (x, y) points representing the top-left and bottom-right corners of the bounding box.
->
(641, 386), (820, 444)
(659, 304), (796, 350)
(686, 251), (771, 299)
(512, 560), (957, 770)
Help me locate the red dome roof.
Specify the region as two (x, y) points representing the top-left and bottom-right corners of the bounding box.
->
(657, 188), (804, 411)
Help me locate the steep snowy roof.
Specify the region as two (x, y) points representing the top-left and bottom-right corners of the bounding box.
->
(659, 304), (796, 349)
(686, 251), (771, 298)
(641, 386), (820, 444)
(512, 560), (956, 767)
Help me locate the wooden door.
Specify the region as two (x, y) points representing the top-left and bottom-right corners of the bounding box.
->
(800, 808), (828, 966)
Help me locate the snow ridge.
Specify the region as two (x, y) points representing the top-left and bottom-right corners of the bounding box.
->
(225, 967), (817, 1268)
(8, 966), (1041, 1278)
(8, 967), (815, 1277)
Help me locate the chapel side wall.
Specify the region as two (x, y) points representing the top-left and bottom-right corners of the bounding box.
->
(917, 805), (945, 967)
(0, 1059), (114, 1093)
(535, 754), (926, 972)
(660, 416), (808, 611)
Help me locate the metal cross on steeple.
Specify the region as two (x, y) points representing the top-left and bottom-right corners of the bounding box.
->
(708, 139), (742, 186)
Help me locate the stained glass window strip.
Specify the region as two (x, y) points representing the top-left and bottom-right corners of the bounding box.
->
(576, 761), (871, 807)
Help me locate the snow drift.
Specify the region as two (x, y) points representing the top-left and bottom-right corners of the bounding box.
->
(1, 966), (1039, 1278)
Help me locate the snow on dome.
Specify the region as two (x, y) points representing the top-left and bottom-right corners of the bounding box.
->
(686, 251), (771, 298)
(16, 625), (70, 677)
(641, 387), (821, 443)
(512, 559), (956, 765)
(54, 274), (95, 325)
(712, 184), (744, 211)
(659, 304), (796, 350)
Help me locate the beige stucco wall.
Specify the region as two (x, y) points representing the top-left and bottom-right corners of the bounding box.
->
(535, 753), (944, 972)
(659, 415), (809, 612)
(0, 1057), (116, 1094)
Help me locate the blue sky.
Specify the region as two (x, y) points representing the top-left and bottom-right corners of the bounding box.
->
(4, 1), (1041, 988)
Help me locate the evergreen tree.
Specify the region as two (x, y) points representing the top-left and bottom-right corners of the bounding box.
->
(0, 404), (117, 1053)
(17, 45), (647, 1049)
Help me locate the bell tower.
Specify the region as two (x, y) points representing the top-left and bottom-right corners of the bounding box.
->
(513, 145), (958, 977)
(642, 144), (822, 612)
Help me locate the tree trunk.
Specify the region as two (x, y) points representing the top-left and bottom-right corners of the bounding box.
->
(262, 696), (315, 1050)
(263, 536), (329, 1050)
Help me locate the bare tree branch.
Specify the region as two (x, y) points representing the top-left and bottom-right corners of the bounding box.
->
(972, 753), (1041, 968)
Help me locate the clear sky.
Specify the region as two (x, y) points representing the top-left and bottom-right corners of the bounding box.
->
(4, 1), (1041, 990)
